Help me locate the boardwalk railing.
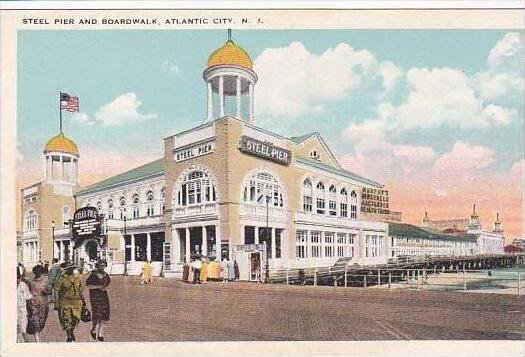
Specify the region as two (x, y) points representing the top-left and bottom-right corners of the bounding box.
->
(269, 266), (524, 295)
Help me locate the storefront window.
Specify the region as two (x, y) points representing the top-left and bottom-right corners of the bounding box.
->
(135, 233), (147, 261)
(275, 230), (282, 259)
(310, 231), (321, 258)
(151, 232), (165, 261)
(296, 230), (307, 259)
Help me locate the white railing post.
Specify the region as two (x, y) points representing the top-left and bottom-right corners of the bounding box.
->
(286, 268), (289, 285)
(463, 269), (467, 292)
(344, 268), (348, 287)
(388, 271), (392, 289)
(314, 269), (318, 286)
(364, 275), (367, 288)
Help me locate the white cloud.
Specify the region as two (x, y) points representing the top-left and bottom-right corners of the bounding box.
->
(70, 112), (93, 126)
(162, 60), (180, 74)
(254, 42), (375, 117)
(488, 32), (521, 68)
(378, 61), (402, 91)
(95, 92), (156, 126)
(434, 141), (494, 173)
(482, 104), (517, 125)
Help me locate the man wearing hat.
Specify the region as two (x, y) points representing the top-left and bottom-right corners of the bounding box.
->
(55, 262), (84, 342)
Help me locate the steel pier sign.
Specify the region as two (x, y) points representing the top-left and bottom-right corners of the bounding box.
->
(238, 135), (291, 165)
(71, 207), (104, 248)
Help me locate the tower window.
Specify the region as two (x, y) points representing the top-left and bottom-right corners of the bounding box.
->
(310, 150), (320, 160)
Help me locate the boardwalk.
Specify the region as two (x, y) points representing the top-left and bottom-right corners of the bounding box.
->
(37, 276), (524, 342)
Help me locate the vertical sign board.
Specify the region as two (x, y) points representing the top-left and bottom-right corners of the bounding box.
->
(71, 207), (104, 249)
(163, 242), (172, 271)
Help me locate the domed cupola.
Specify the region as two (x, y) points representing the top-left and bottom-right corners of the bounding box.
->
(43, 132), (79, 185)
(203, 30), (258, 124)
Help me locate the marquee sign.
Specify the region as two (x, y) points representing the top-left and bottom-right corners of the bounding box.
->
(238, 136), (291, 165)
(71, 207), (104, 248)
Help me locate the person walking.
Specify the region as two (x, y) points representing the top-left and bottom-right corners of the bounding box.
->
(26, 264), (49, 342)
(199, 257), (208, 284)
(234, 260), (240, 281)
(17, 270), (32, 342)
(86, 260), (111, 342)
(226, 260), (235, 282)
(55, 263), (84, 342)
(17, 262), (27, 281)
(46, 258), (62, 311)
(192, 258), (201, 283)
(43, 261), (49, 275)
(141, 260), (152, 285)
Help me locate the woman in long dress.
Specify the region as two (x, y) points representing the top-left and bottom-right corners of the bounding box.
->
(226, 260), (235, 282)
(86, 260), (111, 342)
(141, 260), (152, 285)
(199, 257), (208, 284)
(234, 260), (240, 281)
(17, 270), (32, 342)
(26, 265), (49, 342)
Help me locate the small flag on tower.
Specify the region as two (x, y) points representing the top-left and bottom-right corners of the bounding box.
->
(60, 92), (79, 112)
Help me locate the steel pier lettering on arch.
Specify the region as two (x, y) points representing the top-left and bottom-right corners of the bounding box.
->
(238, 135), (291, 165)
(71, 206), (104, 248)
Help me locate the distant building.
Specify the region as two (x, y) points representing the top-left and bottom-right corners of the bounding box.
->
(417, 205), (505, 256)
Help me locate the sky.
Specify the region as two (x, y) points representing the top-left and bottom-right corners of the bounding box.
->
(16, 29), (524, 239)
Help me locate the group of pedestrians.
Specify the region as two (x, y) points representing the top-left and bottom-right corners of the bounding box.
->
(16, 258), (111, 343)
(182, 257), (240, 283)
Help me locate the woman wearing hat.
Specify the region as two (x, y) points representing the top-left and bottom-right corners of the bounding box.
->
(55, 263), (84, 342)
(26, 264), (49, 342)
(86, 260), (111, 341)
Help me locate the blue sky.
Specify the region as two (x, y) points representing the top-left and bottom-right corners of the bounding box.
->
(17, 29), (524, 236)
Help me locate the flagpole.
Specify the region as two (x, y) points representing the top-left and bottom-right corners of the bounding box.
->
(59, 91), (63, 134)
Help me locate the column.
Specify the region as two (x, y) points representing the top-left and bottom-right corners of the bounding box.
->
(240, 225), (245, 245)
(207, 81), (213, 121)
(60, 241), (65, 261)
(185, 227), (190, 263)
(271, 228), (276, 260)
(320, 231), (325, 258)
(173, 229), (181, 264)
(215, 225), (221, 261)
(254, 226), (259, 245)
(69, 157), (73, 183)
(306, 230), (311, 259)
(146, 232), (152, 261)
(59, 155), (64, 181)
(130, 234), (135, 262)
(236, 76), (242, 119)
(248, 81), (254, 124)
(219, 75), (225, 117)
(202, 226), (207, 256)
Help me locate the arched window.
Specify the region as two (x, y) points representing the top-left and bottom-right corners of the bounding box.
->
(96, 201), (102, 210)
(62, 206), (70, 225)
(243, 172), (284, 208)
(316, 182), (325, 214)
(302, 179), (313, 212)
(119, 196), (126, 220)
(25, 210), (37, 231)
(328, 185), (337, 216)
(350, 190), (358, 219)
(340, 188), (348, 218)
(132, 193), (140, 219)
(177, 169), (217, 207)
(310, 150), (320, 160)
(107, 199), (114, 219)
(146, 190), (155, 216)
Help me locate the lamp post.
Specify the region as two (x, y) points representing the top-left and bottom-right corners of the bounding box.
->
(264, 186), (272, 283)
(51, 220), (55, 261)
(123, 208), (128, 276)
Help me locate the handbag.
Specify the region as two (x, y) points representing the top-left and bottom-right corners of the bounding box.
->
(81, 302), (92, 323)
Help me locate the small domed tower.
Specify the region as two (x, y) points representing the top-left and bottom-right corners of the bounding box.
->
(467, 203), (482, 234)
(203, 30), (258, 124)
(422, 211), (430, 227)
(43, 132), (79, 185)
(493, 212), (503, 233)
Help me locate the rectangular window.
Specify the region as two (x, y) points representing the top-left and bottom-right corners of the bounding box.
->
(310, 231), (321, 258)
(135, 234), (147, 261)
(296, 231), (307, 259)
(275, 229), (282, 259)
(340, 203), (348, 217)
(146, 204), (154, 216)
(329, 201), (337, 216)
(151, 233), (165, 261)
(324, 232), (334, 258)
(108, 210), (114, 220)
(316, 198), (325, 214)
(133, 206), (139, 219)
(303, 196), (313, 212)
(351, 205), (357, 219)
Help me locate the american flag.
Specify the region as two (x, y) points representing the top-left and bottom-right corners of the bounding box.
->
(60, 92), (79, 112)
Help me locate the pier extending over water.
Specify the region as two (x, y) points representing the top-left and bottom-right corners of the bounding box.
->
(269, 253), (525, 293)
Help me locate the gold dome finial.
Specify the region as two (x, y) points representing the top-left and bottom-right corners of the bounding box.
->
(495, 212), (501, 224)
(471, 203), (479, 219)
(207, 30), (253, 70)
(43, 132), (79, 156)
